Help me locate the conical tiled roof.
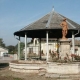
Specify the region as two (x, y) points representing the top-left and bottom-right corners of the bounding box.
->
(20, 12), (79, 31)
(14, 11), (80, 38)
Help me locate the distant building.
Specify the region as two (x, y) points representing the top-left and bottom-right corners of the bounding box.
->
(0, 46), (8, 57)
(70, 39), (80, 55)
(23, 38), (80, 58)
(23, 38), (58, 59)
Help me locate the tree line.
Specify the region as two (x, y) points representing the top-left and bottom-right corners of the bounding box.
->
(0, 38), (25, 54)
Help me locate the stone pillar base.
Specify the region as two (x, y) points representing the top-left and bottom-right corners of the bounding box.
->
(59, 39), (71, 62)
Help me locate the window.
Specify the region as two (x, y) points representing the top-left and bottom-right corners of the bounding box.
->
(29, 48), (33, 53)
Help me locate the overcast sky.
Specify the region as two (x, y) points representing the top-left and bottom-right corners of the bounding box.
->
(0, 0), (80, 46)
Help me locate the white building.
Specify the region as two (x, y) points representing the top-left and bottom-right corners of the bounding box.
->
(0, 46), (8, 57)
(23, 38), (80, 59)
(23, 38), (58, 59)
(70, 39), (80, 56)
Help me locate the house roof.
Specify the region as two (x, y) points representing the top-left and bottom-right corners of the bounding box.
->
(14, 11), (80, 38)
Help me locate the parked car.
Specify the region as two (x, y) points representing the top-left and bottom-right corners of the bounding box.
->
(3, 53), (9, 57)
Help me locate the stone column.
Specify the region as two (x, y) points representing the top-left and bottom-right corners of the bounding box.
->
(25, 33), (27, 60)
(46, 31), (49, 62)
(18, 36), (20, 60)
(39, 38), (41, 60)
(59, 39), (71, 61)
(72, 32), (75, 54)
(34, 38), (36, 46)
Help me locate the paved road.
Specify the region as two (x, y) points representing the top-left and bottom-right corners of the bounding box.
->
(0, 56), (14, 63)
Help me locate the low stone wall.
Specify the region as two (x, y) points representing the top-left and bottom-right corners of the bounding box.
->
(9, 61), (80, 74)
(9, 60), (47, 73)
(47, 62), (80, 74)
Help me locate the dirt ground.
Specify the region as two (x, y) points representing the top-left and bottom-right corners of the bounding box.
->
(0, 63), (54, 80)
(0, 63), (80, 80)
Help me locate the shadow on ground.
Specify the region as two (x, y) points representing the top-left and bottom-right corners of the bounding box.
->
(0, 63), (9, 68)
